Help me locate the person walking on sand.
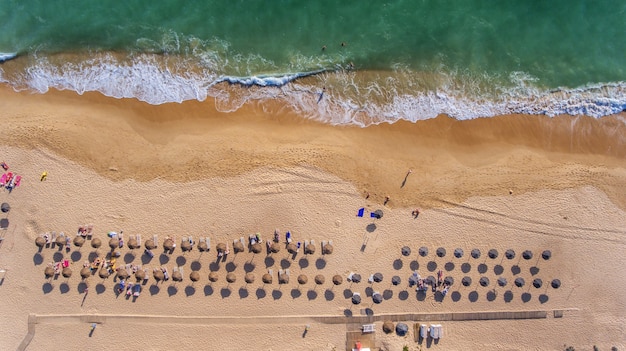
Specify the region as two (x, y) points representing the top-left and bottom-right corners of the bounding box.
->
(412, 209), (420, 218)
(384, 196), (390, 205)
(40, 171), (47, 181)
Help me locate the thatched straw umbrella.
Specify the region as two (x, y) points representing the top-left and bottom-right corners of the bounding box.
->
(314, 274), (325, 285)
(153, 269), (165, 282)
(62, 267), (72, 278)
(181, 240), (192, 252)
(233, 241), (244, 253)
(250, 243), (262, 254)
(382, 321), (394, 334)
(216, 243), (227, 253)
(108, 238), (119, 250)
(73, 236), (85, 248)
(110, 249), (121, 258)
(245, 273), (255, 284)
(198, 241), (208, 252)
(262, 273), (273, 284)
(305, 244), (316, 255)
(127, 237), (139, 249)
(91, 238), (102, 249)
(297, 274), (308, 285)
(145, 239), (156, 250)
(270, 243), (281, 253)
(163, 238), (174, 251)
(80, 267), (91, 279)
(332, 275), (343, 285)
(172, 270), (183, 282)
(190, 271), (200, 282)
(99, 268), (110, 279)
(55, 235), (66, 247)
(279, 273), (289, 284)
(35, 237), (46, 248)
(226, 272), (236, 283)
(322, 243), (333, 255)
(209, 272), (219, 282)
(117, 268), (129, 280)
(135, 269), (146, 282)
(44, 266), (55, 278)
(287, 243), (298, 254)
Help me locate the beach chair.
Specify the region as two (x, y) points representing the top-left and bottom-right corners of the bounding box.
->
(304, 240), (309, 253)
(50, 232), (57, 247)
(133, 284), (141, 297)
(44, 232), (51, 245)
(179, 266), (184, 278)
(430, 324), (437, 339)
(285, 269), (290, 278)
(86, 224), (93, 239)
(136, 234), (141, 246)
(268, 269), (273, 276)
(182, 236), (188, 246)
(347, 272), (355, 282)
(368, 274), (374, 283)
(420, 324), (428, 339)
(328, 240), (333, 247)
(310, 239), (315, 250)
(162, 267), (170, 281)
(240, 237), (245, 249)
(205, 237), (211, 251)
(362, 324), (375, 333)
(188, 236), (194, 247)
(286, 231), (293, 243)
(152, 234), (158, 246)
(321, 240), (327, 252)
(357, 208), (365, 217)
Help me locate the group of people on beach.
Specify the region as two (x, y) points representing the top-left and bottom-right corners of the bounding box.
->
(0, 161), (22, 192)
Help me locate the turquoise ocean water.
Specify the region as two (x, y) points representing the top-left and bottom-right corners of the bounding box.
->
(0, 0), (624, 125)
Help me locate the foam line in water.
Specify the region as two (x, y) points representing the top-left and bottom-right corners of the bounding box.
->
(0, 53), (17, 63)
(216, 69), (331, 87)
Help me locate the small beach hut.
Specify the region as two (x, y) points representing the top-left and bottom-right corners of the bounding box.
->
(80, 267), (91, 279)
(35, 237), (46, 248)
(91, 238), (102, 249)
(419, 247), (428, 257)
(269, 242), (281, 253)
(73, 236), (85, 248)
(488, 249), (499, 259)
(322, 243), (333, 255)
(286, 243), (298, 254)
(245, 273), (255, 284)
(515, 277), (525, 287)
(401, 246), (411, 256)
(262, 273), (273, 284)
(297, 274), (308, 285)
(497, 277), (507, 287)
(250, 243), (262, 254)
(542, 250), (552, 260)
(108, 238), (119, 250)
(479, 277), (490, 287)
(209, 272), (219, 282)
(522, 250), (533, 260)
(533, 278), (543, 288)
(62, 267), (72, 278)
(471, 249), (481, 259)
(226, 272), (236, 283)
(332, 275), (343, 285)
(436, 247), (446, 258)
(314, 274), (325, 285)
(454, 248), (464, 258)
(189, 271), (200, 282)
(391, 276), (401, 286)
(382, 321), (394, 334)
(44, 266), (55, 278)
(505, 249), (516, 259)
(233, 241), (244, 253)
(99, 268), (110, 279)
(462, 276), (472, 287)
(551, 279), (561, 289)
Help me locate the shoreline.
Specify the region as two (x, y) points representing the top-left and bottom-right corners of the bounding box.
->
(1, 86), (624, 210)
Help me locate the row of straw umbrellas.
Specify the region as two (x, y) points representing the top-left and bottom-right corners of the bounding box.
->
(36, 236), (334, 255)
(401, 246), (552, 261)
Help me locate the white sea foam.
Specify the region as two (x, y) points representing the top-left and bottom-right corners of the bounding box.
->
(0, 52), (17, 63)
(3, 53), (625, 126)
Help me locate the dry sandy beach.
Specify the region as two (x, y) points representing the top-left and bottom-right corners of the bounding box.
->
(0, 87), (625, 350)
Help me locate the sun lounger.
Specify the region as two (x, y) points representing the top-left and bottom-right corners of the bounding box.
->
(268, 269), (273, 276)
(205, 237), (211, 250)
(152, 234), (158, 246)
(328, 240), (333, 247)
(133, 284), (141, 296)
(362, 324), (375, 333)
(437, 325), (443, 339)
(179, 266), (184, 277)
(162, 267), (170, 281)
(357, 208), (365, 217)
(86, 224), (93, 239)
(321, 240), (327, 252)
(249, 234), (257, 245)
(310, 239), (315, 250)
(430, 324), (437, 339)
(286, 231), (292, 243)
(0, 173), (6, 186)
(368, 274), (374, 283)
(44, 232), (51, 244)
(285, 269), (290, 278)
(136, 234), (141, 246)
(347, 272), (355, 281)
(188, 236), (194, 246)
(239, 237), (245, 249)
(304, 240), (309, 252)
(420, 324), (428, 339)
